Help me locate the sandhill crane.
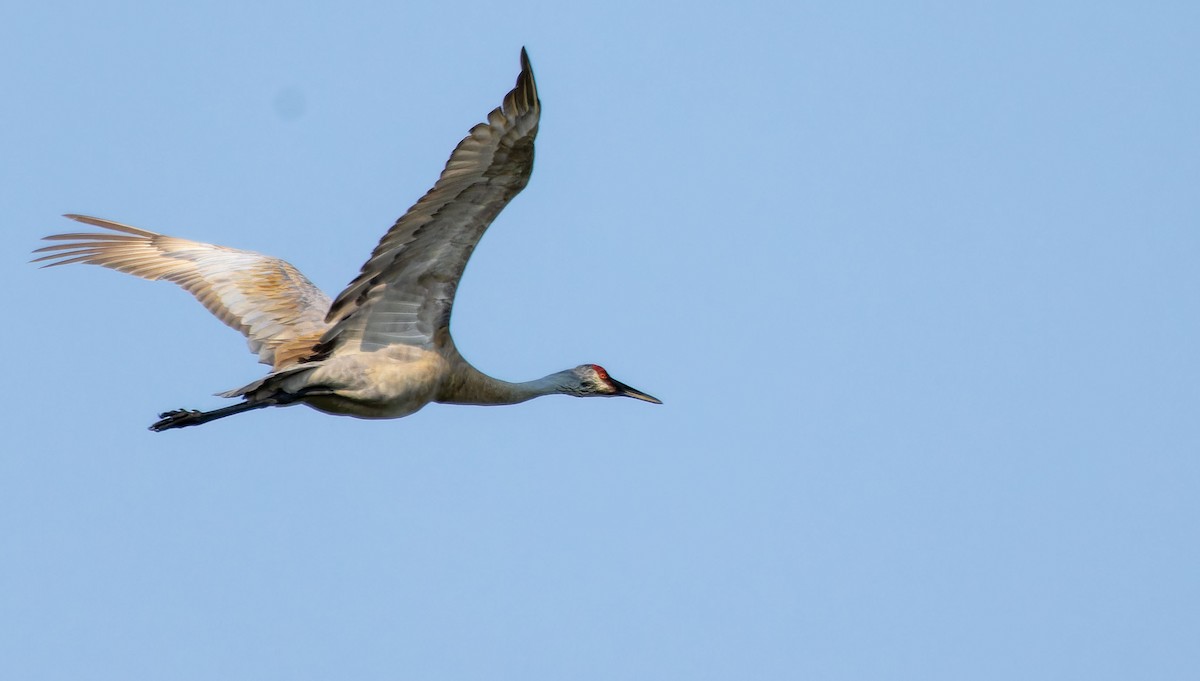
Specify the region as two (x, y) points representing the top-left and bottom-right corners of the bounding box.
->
(33, 49), (660, 432)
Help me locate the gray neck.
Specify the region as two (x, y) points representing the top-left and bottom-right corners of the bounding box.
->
(437, 363), (572, 406)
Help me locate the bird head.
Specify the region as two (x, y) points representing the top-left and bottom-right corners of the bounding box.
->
(564, 364), (661, 404)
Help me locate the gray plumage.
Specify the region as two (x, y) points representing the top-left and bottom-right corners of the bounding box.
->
(33, 49), (660, 431)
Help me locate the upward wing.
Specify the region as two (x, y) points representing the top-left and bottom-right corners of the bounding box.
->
(317, 48), (541, 356)
(33, 215), (331, 369)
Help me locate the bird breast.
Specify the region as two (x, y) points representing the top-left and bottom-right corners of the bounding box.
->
(295, 346), (451, 419)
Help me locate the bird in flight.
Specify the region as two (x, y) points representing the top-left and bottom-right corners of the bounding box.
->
(34, 49), (660, 432)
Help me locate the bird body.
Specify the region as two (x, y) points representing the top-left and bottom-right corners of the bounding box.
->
(34, 49), (659, 431)
(258, 346), (449, 419)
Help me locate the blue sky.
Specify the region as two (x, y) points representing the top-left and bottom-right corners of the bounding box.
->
(3, 1), (1199, 679)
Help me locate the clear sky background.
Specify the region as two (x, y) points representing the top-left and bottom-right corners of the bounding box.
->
(3, 1), (1198, 679)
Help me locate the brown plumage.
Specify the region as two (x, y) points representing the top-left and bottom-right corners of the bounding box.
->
(35, 215), (331, 369)
(34, 49), (660, 432)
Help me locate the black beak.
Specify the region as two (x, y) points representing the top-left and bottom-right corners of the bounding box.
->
(611, 377), (662, 404)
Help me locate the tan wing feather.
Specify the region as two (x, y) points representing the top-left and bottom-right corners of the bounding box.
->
(317, 48), (541, 356)
(33, 215), (331, 368)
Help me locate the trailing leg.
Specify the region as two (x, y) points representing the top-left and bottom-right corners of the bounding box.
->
(150, 399), (276, 432)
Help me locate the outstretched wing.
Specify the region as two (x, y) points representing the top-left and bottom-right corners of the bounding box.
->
(317, 48), (540, 356)
(33, 215), (331, 369)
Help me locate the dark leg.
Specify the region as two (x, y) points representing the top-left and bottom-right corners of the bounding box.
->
(149, 400), (274, 432)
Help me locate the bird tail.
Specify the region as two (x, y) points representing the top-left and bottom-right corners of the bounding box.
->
(216, 362), (325, 399)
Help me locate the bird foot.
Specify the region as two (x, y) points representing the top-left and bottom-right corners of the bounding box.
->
(149, 408), (203, 432)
